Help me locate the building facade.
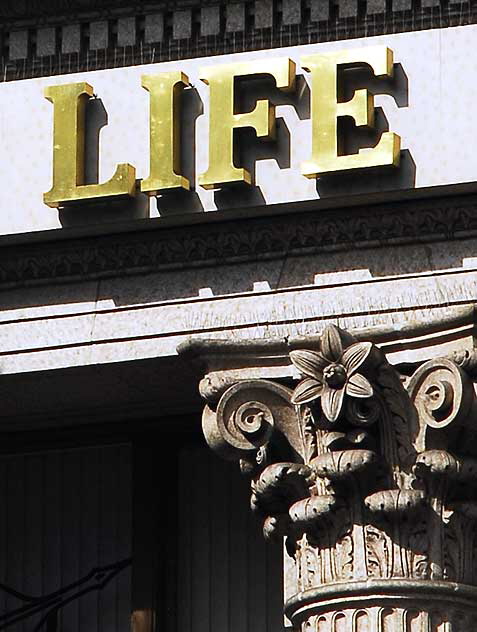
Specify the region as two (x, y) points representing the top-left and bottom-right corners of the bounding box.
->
(2, 1), (477, 631)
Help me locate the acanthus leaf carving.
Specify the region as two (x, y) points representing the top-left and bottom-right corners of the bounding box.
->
(365, 525), (391, 579)
(251, 462), (314, 516)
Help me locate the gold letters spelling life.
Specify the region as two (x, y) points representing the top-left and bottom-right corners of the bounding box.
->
(43, 46), (401, 208)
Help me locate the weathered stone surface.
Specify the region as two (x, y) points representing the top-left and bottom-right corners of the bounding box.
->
(61, 23), (81, 53)
(367, 0), (386, 14)
(310, 1), (330, 22)
(282, 0), (301, 24)
(9, 30), (28, 59)
(226, 2), (245, 31)
(36, 27), (56, 56)
(173, 10), (192, 40)
(89, 20), (108, 50)
(144, 13), (163, 43)
(338, 0), (358, 17)
(393, 0), (412, 11)
(255, 0), (273, 28)
(117, 16), (136, 47)
(201, 6), (220, 36)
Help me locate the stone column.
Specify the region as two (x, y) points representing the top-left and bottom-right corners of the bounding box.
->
(192, 324), (477, 632)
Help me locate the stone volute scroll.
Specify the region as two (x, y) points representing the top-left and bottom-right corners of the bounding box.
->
(178, 316), (477, 632)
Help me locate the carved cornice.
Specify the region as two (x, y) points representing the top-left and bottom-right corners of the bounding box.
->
(192, 322), (477, 632)
(3, 193), (477, 289)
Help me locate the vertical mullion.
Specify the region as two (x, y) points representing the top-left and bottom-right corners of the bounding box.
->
(210, 452), (229, 632)
(131, 433), (165, 632)
(0, 457), (6, 620)
(177, 445), (192, 632)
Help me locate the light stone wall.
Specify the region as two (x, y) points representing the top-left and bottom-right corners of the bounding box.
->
(2, 25), (477, 236)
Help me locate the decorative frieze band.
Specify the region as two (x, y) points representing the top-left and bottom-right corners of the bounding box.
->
(2, 193), (477, 289)
(2, 0), (477, 81)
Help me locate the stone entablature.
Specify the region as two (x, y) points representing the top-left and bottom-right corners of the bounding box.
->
(188, 323), (477, 631)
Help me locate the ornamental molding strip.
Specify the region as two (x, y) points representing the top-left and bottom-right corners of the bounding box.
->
(2, 193), (477, 289)
(183, 320), (477, 632)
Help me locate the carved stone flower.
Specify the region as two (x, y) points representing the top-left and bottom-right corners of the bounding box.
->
(290, 324), (374, 422)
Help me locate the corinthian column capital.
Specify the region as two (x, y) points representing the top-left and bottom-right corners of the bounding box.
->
(178, 317), (477, 632)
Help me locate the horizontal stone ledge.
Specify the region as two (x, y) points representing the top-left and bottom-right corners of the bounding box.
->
(177, 305), (476, 401)
(285, 578), (477, 622)
(178, 304), (476, 359)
